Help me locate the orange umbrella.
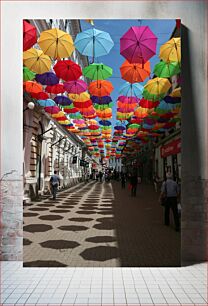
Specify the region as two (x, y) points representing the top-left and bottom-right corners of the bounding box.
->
(134, 107), (149, 118)
(88, 80), (114, 97)
(24, 81), (42, 93)
(120, 60), (151, 83)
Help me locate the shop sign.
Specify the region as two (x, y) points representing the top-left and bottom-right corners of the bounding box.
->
(160, 138), (181, 158)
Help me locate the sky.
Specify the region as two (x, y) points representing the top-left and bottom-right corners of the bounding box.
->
(80, 19), (176, 128)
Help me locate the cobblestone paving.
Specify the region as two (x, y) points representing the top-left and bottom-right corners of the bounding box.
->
(23, 180), (180, 267)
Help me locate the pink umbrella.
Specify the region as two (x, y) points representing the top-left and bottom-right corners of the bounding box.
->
(44, 106), (60, 114)
(63, 80), (88, 94)
(120, 26), (157, 64)
(118, 96), (139, 104)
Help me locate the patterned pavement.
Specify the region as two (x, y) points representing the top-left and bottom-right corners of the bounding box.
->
(23, 180), (180, 267)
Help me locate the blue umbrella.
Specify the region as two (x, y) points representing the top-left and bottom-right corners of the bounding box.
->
(37, 99), (56, 107)
(54, 96), (72, 106)
(119, 82), (144, 98)
(99, 120), (111, 126)
(91, 96), (112, 105)
(35, 72), (59, 85)
(155, 100), (176, 113)
(74, 28), (114, 58)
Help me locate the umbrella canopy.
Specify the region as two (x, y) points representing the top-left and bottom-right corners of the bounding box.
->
(91, 96), (112, 105)
(37, 99), (56, 107)
(54, 95), (72, 106)
(44, 105), (60, 114)
(74, 100), (93, 108)
(23, 48), (51, 74)
(164, 95), (181, 104)
(35, 72), (59, 85)
(99, 120), (111, 126)
(154, 100), (176, 114)
(63, 80), (88, 94)
(53, 60), (82, 81)
(83, 63), (113, 80)
(23, 20), (37, 51)
(68, 92), (90, 102)
(24, 81), (42, 94)
(120, 26), (157, 64)
(64, 105), (79, 114)
(118, 96), (139, 104)
(38, 28), (74, 59)
(45, 84), (65, 94)
(159, 37), (181, 63)
(119, 82), (144, 97)
(139, 98), (159, 109)
(74, 28), (114, 58)
(134, 106), (149, 118)
(120, 60), (151, 83)
(30, 91), (49, 100)
(23, 66), (36, 81)
(153, 60), (180, 78)
(169, 87), (181, 97)
(143, 77), (171, 101)
(89, 80), (114, 97)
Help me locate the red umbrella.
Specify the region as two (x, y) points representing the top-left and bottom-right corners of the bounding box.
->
(74, 100), (93, 109)
(45, 84), (65, 94)
(44, 106), (60, 114)
(23, 20), (37, 51)
(53, 60), (82, 81)
(30, 91), (49, 100)
(120, 26), (157, 64)
(139, 98), (159, 109)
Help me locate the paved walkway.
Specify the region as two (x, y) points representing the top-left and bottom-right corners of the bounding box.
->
(23, 180), (180, 267)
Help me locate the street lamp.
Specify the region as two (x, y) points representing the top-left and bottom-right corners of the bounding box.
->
(23, 101), (35, 112)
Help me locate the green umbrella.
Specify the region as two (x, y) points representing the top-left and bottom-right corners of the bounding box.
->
(94, 102), (113, 110)
(153, 61), (180, 78)
(83, 63), (113, 80)
(143, 88), (166, 102)
(23, 66), (36, 81)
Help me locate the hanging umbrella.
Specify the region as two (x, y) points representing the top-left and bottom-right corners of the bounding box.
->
(53, 60), (82, 81)
(153, 61), (180, 78)
(54, 96), (72, 106)
(119, 82), (144, 97)
(120, 60), (151, 83)
(38, 28), (74, 59)
(30, 91), (49, 100)
(99, 120), (111, 126)
(159, 37), (181, 63)
(143, 77), (171, 101)
(91, 96), (112, 105)
(134, 106), (149, 118)
(120, 26), (157, 64)
(63, 80), (88, 94)
(154, 100), (176, 114)
(64, 104), (79, 114)
(45, 84), (65, 94)
(169, 87), (181, 97)
(23, 48), (51, 74)
(35, 72), (59, 85)
(23, 20), (37, 51)
(68, 112), (83, 119)
(89, 80), (114, 97)
(37, 99), (56, 107)
(23, 66), (36, 81)
(68, 92), (90, 102)
(164, 95), (181, 104)
(74, 28), (114, 58)
(24, 81), (42, 94)
(114, 125), (126, 131)
(118, 96), (139, 104)
(83, 63), (113, 80)
(139, 98), (159, 109)
(44, 105), (60, 114)
(74, 100), (93, 108)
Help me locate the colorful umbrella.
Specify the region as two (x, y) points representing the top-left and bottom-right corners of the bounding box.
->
(91, 96), (112, 105)
(35, 72), (59, 85)
(120, 60), (151, 83)
(53, 60), (82, 81)
(45, 84), (65, 94)
(88, 80), (114, 97)
(63, 80), (88, 94)
(99, 120), (111, 126)
(169, 87), (181, 97)
(38, 28), (75, 59)
(164, 95), (181, 104)
(153, 61), (180, 78)
(118, 96), (139, 104)
(44, 106), (60, 114)
(23, 48), (51, 74)
(54, 96), (72, 106)
(83, 63), (113, 80)
(64, 105), (79, 114)
(37, 99), (56, 107)
(24, 81), (42, 94)
(119, 82), (144, 97)
(30, 91), (49, 100)
(139, 98), (159, 109)
(143, 77), (171, 101)
(159, 37), (181, 63)
(23, 20), (37, 51)
(74, 28), (114, 58)
(134, 106), (149, 118)
(74, 100), (93, 109)
(68, 92), (90, 102)
(120, 26), (157, 64)
(23, 66), (36, 81)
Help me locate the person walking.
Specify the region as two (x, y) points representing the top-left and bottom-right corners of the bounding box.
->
(50, 170), (60, 200)
(159, 172), (180, 231)
(130, 173), (138, 196)
(121, 172), (126, 189)
(99, 171), (103, 183)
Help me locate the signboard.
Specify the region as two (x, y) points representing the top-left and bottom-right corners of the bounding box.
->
(160, 138), (181, 158)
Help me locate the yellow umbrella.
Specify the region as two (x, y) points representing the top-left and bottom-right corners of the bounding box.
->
(144, 77), (171, 96)
(159, 37), (181, 63)
(38, 28), (75, 59)
(169, 87), (181, 97)
(68, 92), (90, 102)
(23, 48), (51, 73)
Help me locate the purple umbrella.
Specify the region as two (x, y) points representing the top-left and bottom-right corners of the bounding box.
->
(35, 72), (59, 85)
(91, 96), (112, 105)
(99, 120), (111, 126)
(54, 96), (72, 106)
(114, 125), (126, 130)
(144, 118), (156, 125)
(118, 96), (139, 104)
(120, 26), (157, 64)
(164, 96), (181, 104)
(63, 80), (87, 94)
